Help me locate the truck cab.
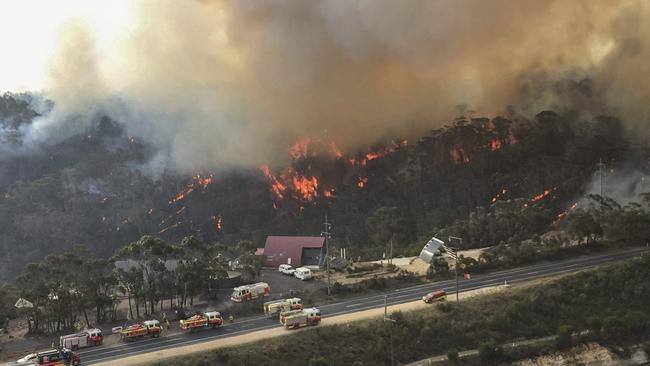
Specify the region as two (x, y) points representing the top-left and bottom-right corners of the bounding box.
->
(143, 320), (161, 330)
(36, 349), (80, 366)
(204, 311), (223, 327)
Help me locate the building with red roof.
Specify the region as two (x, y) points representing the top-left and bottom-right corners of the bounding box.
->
(263, 236), (325, 268)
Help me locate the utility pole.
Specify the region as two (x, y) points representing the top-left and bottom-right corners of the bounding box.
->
(447, 236), (462, 303)
(384, 295), (395, 366)
(322, 215), (332, 295)
(598, 158), (605, 197)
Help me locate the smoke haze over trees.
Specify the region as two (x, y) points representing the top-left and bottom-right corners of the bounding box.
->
(1, 0), (650, 172)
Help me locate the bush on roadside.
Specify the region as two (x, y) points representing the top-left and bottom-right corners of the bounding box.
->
(555, 325), (573, 349)
(478, 339), (504, 365)
(447, 349), (459, 364)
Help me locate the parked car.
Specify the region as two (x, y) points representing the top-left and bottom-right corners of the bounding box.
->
(422, 290), (447, 303)
(278, 264), (296, 276)
(294, 267), (312, 280)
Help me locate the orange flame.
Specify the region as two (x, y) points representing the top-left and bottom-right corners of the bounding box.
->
(168, 174), (214, 204)
(196, 174), (213, 189)
(531, 189), (552, 203)
(260, 165), (287, 200)
(291, 175), (319, 201)
(555, 202), (579, 222)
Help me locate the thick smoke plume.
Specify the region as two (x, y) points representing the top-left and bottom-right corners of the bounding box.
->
(13, 0), (650, 171)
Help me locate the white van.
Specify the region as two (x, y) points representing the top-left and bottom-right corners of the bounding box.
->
(294, 267), (312, 280)
(278, 264), (295, 275)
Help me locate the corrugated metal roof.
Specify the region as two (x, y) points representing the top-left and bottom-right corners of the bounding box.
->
(264, 236), (325, 267)
(419, 236), (444, 263)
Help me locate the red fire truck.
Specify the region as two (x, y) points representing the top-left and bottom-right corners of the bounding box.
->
(280, 307), (321, 329)
(119, 320), (162, 341)
(34, 349), (81, 366)
(179, 311), (223, 332)
(230, 282), (270, 302)
(59, 328), (103, 350)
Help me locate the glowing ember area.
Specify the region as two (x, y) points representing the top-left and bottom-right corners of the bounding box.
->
(530, 189), (552, 203)
(329, 142), (343, 159)
(196, 174), (213, 189)
(168, 174), (214, 204)
(158, 222), (181, 234)
(490, 188), (508, 203)
(169, 187), (194, 204)
(357, 177), (368, 188)
(488, 138), (503, 151)
(291, 175), (319, 201)
(555, 202), (579, 222)
(260, 165), (287, 200)
(289, 138), (311, 160)
(323, 189), (335, 198)
(357, 140), (408, 166)
(211, 215), (222, 231)
(450, 146), (470, 164)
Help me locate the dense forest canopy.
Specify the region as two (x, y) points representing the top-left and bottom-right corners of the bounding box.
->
(0, 92), (644, 281)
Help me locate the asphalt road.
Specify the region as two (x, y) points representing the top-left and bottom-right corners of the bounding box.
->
(17, 247), (650, 365)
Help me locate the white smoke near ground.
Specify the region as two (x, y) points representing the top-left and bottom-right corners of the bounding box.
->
(4, 0), (650, 173)
(580, 168), (650, 207)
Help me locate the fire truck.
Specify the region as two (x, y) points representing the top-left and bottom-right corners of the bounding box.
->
(33, 349), (81, 366)
(263, 297), (303, 318)
(280, 307), (321, 329)
(119, 320), (162, 341)
(179, 311), (223, 332)
(59, 328), (103, 350)
(230, 282), (270, 302)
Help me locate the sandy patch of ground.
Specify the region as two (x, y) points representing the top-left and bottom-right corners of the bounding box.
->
(92, 285), (507, 366)
(513, 342), (620, 366)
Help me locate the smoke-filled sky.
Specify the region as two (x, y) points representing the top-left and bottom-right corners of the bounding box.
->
(1, 0), (649, 172)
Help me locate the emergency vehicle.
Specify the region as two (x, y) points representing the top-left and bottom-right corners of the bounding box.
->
(179, 311), (223, 331)
(263, 298), (303, 318)
(59, 328), (103, 350)
(119, 320), (162, 341)
(230, 282), (270, 302)
(280, 307), (321, 329)
(34, 349), (81, 366)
